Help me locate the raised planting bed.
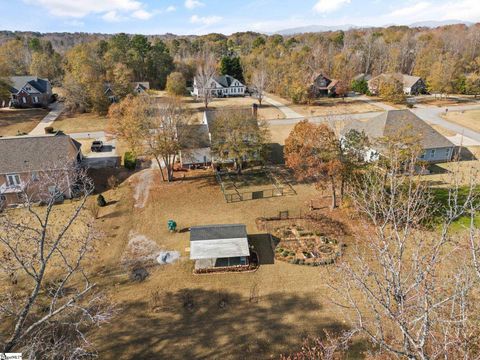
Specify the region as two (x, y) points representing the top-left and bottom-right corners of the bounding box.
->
(271, 221), (346, 266)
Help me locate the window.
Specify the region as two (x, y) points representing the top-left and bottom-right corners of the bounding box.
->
(6, 174), (21, 187)
(429, 149), (436, 158)
(22, 97), (27, 104)
(33, 96), (39, 103)
(31, 172), (39, 181)
(446, 148), (451, 157)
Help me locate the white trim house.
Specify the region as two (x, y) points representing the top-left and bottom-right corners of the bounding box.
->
(192, 75), (246, 98)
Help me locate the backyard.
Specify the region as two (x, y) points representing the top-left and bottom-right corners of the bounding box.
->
(0, 108), (48, 136)
(74, 167), (369, 359)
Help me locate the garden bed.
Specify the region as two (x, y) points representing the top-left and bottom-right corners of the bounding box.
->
(258, 215), (348, 266)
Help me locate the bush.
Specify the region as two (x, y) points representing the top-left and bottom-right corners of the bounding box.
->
(351, 79), (369, 94)
(124, 152), (137, 170)
(97, 194), (107, 207)
(282, 251), (289, 257)
(44, 126), (54, 134)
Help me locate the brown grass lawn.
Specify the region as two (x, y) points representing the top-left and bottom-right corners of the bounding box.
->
(155, 91), (285, 121)
(264, 93), (383, 117)
(76, 168), (370, 359)
(53, 113), (109, 133)
(441, 110), (480, 133)
(416, 95), (480, 107)
(0, 108), (48, 136)
(430, 124), (456, 137)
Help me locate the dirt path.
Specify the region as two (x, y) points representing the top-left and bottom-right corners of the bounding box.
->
(131, 170), (155, 209)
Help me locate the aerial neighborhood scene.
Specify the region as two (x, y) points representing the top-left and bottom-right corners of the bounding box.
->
(2, 0), (480, 359)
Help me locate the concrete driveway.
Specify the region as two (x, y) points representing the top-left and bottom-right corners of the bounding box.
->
(263, 96), (305, 119)
(29, 102), (65, 135)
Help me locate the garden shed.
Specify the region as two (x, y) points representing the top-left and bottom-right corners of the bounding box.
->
(190, 224), (250, 270)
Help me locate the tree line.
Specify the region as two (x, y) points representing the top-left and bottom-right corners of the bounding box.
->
(1, 24), (480, 111)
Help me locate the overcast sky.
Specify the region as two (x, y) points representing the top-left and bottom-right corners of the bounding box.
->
(0, 0), (479, 34)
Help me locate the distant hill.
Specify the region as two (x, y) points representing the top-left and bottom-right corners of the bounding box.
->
(275, 20), (474, 35)
(409, 20), (474, 28)
(274, 24), (357, 35)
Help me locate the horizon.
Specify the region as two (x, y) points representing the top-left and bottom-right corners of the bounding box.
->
(0, 0), (479, 35)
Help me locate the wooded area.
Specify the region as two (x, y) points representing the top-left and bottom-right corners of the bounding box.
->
(1, 24), (480, 112)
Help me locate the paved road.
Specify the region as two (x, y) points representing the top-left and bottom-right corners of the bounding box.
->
(266, 110), (383, 126)
(29, 102), (65, 135)
(412, 105), (480, 143)
(263, 96), (304, 119)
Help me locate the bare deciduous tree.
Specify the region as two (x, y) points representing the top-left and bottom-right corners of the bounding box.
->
(0, 164), (114, 358)
(109, 95), (192, 182)
(195, 51), (217, 109)
(251, 62), (269, 106)
(332, 145), (480, 359)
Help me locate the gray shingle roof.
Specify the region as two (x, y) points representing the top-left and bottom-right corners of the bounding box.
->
(204, 109), (256, 132)
(177, 124), (210, 149)
(368, 73), (422, 89)
(9, 76), (50, 94)
(190, 224), (247, 241)
(214, 75), (235, 88)
(341, 110), (455, 149)
(0, 133), (81, 174)
(190, 224), (249, 260)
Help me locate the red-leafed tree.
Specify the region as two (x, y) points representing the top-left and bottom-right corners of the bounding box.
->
(284, 120), (343, 209)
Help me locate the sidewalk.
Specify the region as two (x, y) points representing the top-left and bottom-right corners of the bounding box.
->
(29, 102), (65, 135)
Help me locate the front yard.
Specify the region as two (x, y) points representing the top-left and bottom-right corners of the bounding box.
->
(0, 108), (48, 136)
(441, 110), (480, 133)
(265, 93), (383, 117)
(52, 112), (109, 133)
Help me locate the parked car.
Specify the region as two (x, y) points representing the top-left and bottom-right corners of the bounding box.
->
(91, 140), (104, 152)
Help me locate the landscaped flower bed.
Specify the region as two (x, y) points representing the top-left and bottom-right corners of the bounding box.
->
(272, 222), (345, 266)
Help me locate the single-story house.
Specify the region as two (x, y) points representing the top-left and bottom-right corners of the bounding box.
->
(177, 124), (212, 167)
(341, 109), (455, 163)
(132, 82), (150, 94)
(310, 73), (339, 97)
(0, 133), (83, 208)
(2, 76), (53, 108)
(190, 224), (251, 271)
(192, 75), (246, 98)
(178, 108), (258, 167)
(368, 73), (427, 96)
(104, 81), (150, 102)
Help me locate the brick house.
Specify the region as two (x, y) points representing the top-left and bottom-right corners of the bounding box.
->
(0, 133), (83, 208)
(3, 76), (53, 108)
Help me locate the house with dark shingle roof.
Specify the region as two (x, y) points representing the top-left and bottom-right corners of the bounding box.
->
(189, 224), (251, 271)
(192, 75), (246, 98)
(341, 110), (455, 163)
(368, 73), (427, 95)
(3, 76), (53, 108)
(0, 133), (82, 208)
(310, 73), (340, 97)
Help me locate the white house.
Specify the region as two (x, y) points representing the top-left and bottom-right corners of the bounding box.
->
(192, 75), (246, 98)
